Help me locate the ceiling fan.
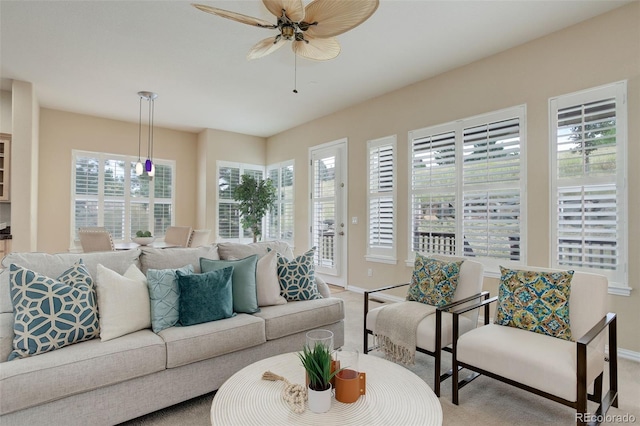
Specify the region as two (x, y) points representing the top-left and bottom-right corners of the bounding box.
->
(192, 0), (380, 61)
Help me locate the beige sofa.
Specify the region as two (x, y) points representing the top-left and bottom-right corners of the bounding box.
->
(0, 242), (344, 425)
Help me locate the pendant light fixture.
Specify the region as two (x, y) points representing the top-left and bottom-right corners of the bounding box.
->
(136, 91), (158, 177)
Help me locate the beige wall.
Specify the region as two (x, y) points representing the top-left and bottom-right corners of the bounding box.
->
(268, 3), (640, 353)
(37, 108), (199, 253)
(1, 90), (11, 133)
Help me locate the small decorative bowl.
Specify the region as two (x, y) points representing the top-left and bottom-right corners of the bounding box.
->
(132, 236), (156, 246)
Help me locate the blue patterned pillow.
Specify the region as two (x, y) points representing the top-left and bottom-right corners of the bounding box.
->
(277, 247), (322, 301)
(495, 267), (573, 341)
(406, 253), (462, 307)
(9, 260), (100, 360)
(146, 264), (194, 333)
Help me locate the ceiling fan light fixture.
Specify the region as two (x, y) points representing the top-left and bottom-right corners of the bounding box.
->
(282, 25), (295, 39)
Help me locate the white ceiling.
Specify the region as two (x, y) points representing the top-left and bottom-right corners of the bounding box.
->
(0, 0), (630, 138)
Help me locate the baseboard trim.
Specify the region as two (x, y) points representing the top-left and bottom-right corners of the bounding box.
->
(350, 285), (640, 362)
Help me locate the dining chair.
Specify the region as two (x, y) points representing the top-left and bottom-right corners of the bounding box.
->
(78, 227), (115, 252)
(163, 226), (193, 247)
(188, 229), (211, 247)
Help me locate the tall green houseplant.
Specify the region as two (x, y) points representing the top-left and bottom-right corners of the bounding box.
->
(233, 174), (277, 243)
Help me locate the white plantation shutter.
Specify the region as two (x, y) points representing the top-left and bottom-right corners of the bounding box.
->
(367, 136), (396, 261)
(217, 162), (265, 242)
(462, 116), (522, 261)
(266, 161), (294, 242)
(410, 106), (526, 267)
(410, 126), (457, 255)
(550, 82), (627, 290)
(71, 151), (175, 247)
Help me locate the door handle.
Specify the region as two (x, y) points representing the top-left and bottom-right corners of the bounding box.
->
(338, 231), (344, 236)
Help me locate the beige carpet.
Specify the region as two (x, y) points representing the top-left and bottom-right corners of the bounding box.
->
(120, 290), (640, 426)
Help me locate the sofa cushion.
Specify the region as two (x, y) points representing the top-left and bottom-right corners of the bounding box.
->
(277, 248), (322, 301)
(406, 253), (462, 307)
(0, 329), (166, 415)
(256, 249), (287, 306)
(457, 324), (604, 402)
(495, 267), (573, 341)
(147, 264), (194, 333)
(0, 249), (141, 313)
(0, 312), (13, 362)
(217, 240), (294, 261)
(176, 267), (235, 326)
(253, 298), (344, 341)
(9, 261), (100, 360)
(158, 314), (266, 368)
(95, 264), (151, 341)
(200, 256), (260, 314)
(139, 245), (219, 275)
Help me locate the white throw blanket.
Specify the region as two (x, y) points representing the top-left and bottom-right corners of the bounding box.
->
(375, 301), (433, 365)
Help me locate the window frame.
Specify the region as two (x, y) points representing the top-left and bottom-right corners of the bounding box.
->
(70, 150), (175, 250)
(407, 105), (527, 276)
(366, 135), (397, 264)
(216, 160), (265, 243)
(549, 81), (628, 295)
(266, 160), (295, 244)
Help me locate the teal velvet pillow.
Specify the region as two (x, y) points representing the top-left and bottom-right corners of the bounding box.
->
(176, 267), (235, 326)
(9, 260), (100, 360)
(146, 264), (194, 333)
(276, 247), (322, 301)
(200, 255), (259, 314)
(495, 266), (574, 341)
(406, 253), (462, 307)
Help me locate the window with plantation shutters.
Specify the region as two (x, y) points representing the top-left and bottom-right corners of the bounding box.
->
(266, 161), (294, 243)
(550, 81), (628, 293)
(409, 106), (526, 270)
(71, 151), (175, 248)
(217, 161), (265, 242)
(366, 136), (396, 262)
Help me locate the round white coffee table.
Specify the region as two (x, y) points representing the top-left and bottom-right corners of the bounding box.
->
(210, 352), (442, 425)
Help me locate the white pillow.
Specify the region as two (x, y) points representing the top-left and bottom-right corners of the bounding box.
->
(96, 264), (151, 341)
(256, 250), (286, 306)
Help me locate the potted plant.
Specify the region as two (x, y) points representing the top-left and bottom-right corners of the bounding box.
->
(233, 174), (277, 243)
(297, 342), (341, 413)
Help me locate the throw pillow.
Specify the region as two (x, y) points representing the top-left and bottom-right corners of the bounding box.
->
(176, 267), (235, 326)
(256, 249), (287, 306)
(8, 260), (100, 360)
(146, 264), (194, 333)
(200, 255), (260, 314)
(277, 247), (322, 301)
(95, 264), (151, 341)
(406, 253), (462, 307)
(495, 266), (574, 341)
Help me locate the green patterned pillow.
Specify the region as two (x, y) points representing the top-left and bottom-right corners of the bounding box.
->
(495, 267), (573, 341)
(9, 260), (100, 360)
(277, 247), (322, 301)
(406, 253), (462, 307)
(146, 264), (194, 333)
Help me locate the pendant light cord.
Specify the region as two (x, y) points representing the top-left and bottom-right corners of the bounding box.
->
(137, 97), (142, 161)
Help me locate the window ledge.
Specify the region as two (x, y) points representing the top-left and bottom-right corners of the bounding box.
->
(366, 255), (397, 265)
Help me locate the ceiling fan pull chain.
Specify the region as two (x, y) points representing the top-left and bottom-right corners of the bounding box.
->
(293, 53), (298, 94)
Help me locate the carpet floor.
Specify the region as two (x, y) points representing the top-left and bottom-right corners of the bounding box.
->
(120, 290), (640, 426)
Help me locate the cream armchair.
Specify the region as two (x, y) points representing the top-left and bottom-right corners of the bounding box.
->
(363, 254), (485, 396)
(451, 268), (618, 426)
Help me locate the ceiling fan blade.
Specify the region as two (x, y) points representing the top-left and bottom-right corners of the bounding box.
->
(247, 37), (287, 60)
(192, 4), (277, 29)
(262, 0), (305, 22)
(292, 35), (340, 61)
(303, 0), (379, 38)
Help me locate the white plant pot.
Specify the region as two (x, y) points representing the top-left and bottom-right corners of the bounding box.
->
(307, 385), (332, 413)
